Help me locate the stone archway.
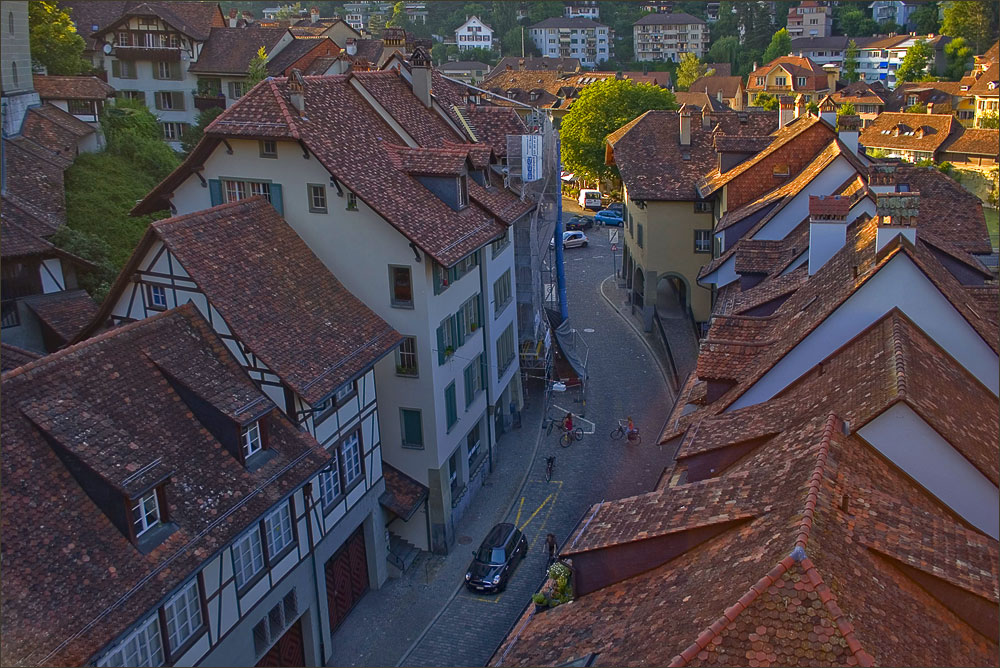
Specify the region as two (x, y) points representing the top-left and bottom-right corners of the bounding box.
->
(632, 266), (645, 310)
(656, 272), (690, 315)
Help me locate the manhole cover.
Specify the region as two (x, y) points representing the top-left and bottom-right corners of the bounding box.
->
(457, 535), (473, 545)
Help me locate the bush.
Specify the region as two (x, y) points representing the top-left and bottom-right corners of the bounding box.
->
(48, 226), (117, 303)
(100, 98), (181, 180)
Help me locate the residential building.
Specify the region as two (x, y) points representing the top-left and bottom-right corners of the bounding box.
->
(439, 60), (491, 84)
(132, 60), (533, 555)
(688, 74), (745, 110)
(604, 107), (777, 328)
(870, 0), (922, 30)
(829, 80), (890, 125)
(859, 111), (997, 165)
(31, 75), (115, 133)
(969, 62), (999, 128)
(788, 35), (848, 67)
(289, 14), (363, 45)
(491, 56), (582, 76)
(455, 16), (494, 52)
(746, 56), (837, 106)
(491, 161), (999, 668)
(632, 12), (708, 63)
(855, 34), (951, 89)
(341, 1), (393, 33)
(0, 1), (39, 136)
(564, 1), (600, 20)
(786, 0), (832, 39)
(529, 17), (611, 67)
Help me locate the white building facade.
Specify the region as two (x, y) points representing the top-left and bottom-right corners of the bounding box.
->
(455, 16), (494, 52)
(529, 17), (611, 66)
(632, 12), (708, 63)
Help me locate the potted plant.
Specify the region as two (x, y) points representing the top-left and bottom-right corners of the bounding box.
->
(444, 346), (455, 356)
(470, 322), (479, 332)
(532, 593), (548, 612)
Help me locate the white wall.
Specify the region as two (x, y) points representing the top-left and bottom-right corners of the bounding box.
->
(751, 157), (857, 241)
(858, 402), (999, 539)
(729, 254), (1000, 410)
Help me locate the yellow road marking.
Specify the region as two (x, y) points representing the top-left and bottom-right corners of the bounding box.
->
(514, 496), (525, 527)
(519, 493), (553, 531)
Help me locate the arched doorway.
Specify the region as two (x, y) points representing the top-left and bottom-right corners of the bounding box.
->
(656, 273), (690, 315)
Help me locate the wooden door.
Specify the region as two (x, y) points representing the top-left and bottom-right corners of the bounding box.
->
(255, 618), (305, 667)
(324, 526), (369, 633)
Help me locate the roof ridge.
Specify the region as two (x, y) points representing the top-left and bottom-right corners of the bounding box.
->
(152, 196), (268, 231)
(794, 413), (839, 549)
(267, 77), (301, 139)
(890, 312), (909, 400)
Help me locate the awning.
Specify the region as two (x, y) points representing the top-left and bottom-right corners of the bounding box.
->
(379, 463), (429, 522)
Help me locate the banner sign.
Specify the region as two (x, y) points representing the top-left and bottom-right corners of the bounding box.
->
(521, 135), (542, 182)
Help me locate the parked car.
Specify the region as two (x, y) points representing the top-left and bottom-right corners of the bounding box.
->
(605, 202), (624, 215)
(594, 209), (624, 226)
(550, 231), (589, 249)
(565, 215), (593, 231)
(465, 523), (528, 593)
(578, 189), (603, 210)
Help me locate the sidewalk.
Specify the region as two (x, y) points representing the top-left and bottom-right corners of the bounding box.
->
(324, 387), (548, 668)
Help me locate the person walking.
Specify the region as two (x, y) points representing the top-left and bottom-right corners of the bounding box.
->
(545, 533), (558, 568)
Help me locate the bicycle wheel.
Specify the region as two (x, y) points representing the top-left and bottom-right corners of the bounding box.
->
(610, 426), (624, 440)
(630, 432), (642, 445)
(573, 427), (583, 441)
(560, 431), (573, 448)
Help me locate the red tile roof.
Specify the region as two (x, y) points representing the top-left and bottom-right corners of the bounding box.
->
(451, 104), (528, 157)
(23, 289), (99, 345)
(69, 1), (225, 50)
(32, 75), (115, 100)
(941, 127), (999, 157)
(746, 56), (830, 93)
(0, 305), (329, 667)
(968, 62), (999, 96)
(379, 463), (429, 521)
(858, 112), (958, 154)
(188, 26), (289, 74)
(688, 75), (744, 100)
(0, 343), (41, 373)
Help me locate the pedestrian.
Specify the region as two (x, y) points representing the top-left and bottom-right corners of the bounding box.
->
(563, 412), (573, 433)
(545, 533), (557, 567)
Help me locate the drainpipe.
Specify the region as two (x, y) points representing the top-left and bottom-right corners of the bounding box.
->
(479, 252), (496, 471)
(554, 135), (569, 320)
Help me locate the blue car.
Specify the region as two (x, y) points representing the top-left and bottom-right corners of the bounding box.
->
(594, 209), (624, 226)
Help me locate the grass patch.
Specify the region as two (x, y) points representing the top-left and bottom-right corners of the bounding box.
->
(985, 207), (999, 250)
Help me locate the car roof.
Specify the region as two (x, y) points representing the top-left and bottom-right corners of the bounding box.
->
(482, 522), (516, 547)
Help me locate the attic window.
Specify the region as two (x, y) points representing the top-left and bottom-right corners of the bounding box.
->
(242, 421), (263, 460)
(773, 164), (790, 177)
(346, 192), (358, 211)
(148, 284), (168, 310)
(132, 490), (161, 537)
(896, 183), (910, 192)
(260, 140), (277, 158)
(459, 175), (469, 207)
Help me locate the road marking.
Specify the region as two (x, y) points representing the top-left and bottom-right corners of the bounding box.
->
(514, 496), (525, 527)
(583, 328), (595, 333)
(519, 493), (553, 531)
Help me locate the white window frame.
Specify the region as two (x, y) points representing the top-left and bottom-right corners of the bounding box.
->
(163, 579), (203, 652)
(232, 525), (265, 589)
(308, 183), (327, 213)
(149, 284), (168, 309)
(694, 229), (712, 253)
(319, 450), (342, 506)
(132, 490), (160, 537)
(264, 503), (294, 559)
(222, 179), (270, 204)
(242, 421), (262, 459)
(98, 615), (164, 667)
(341, 431), (362, 487)
(396, 335), (418, 376)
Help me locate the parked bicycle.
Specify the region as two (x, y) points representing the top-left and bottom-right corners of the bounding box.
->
(610, 418), (641, 445)
(544, 455), (555, 482)
(559, 425), (584, 447)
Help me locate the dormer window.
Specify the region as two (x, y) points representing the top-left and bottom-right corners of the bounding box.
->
(459, 175), (469, 207)
(132, 490), (161, 537)
(242, 421), (263, 459)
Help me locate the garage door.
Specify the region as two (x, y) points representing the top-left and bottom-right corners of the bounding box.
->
(324, 526), (369, 633)
(255, 618), (305, 667)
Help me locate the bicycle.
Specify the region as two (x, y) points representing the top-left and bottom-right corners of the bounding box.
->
(559, 425), (584, 447)
(544, 455), (555, 482)
(610, 419), (641, 445)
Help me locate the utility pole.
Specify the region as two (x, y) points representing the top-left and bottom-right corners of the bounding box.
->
(521, 27), (525, 58)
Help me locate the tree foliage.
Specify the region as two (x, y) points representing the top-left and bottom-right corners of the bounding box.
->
(272, 3), (303, 20)
(247, 46), (269, 87)
(28, 1), (89, 75)
(560, 78), (676, 181)
(980, 112), (1000, 130)
(752, 92), (779, 111)
(837, 101), (856, 116)
(905, 102), (928, 113)
(762, 28), (791, 65)
(675, 53), (714, 91)
(180, 106), (224, 155)
(944, 37), (974, 80)
(49, 226), (117, 303)
(911, 1), (942, 34)
(386, 1), (406, 28)
(707, 36), (740, 72)
(895, 39), (935, 83)
(843, 40), (860, 83)
(100, 98), (181, 181)
(834, 5), (880, 37)
(941, 1), (997, 54)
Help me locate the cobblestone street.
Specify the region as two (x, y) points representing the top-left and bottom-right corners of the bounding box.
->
(325, 221), (679, 668)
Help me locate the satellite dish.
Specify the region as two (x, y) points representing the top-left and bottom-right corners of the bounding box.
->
(103, 43), (113, 55)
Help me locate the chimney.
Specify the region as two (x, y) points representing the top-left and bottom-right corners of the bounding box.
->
(310, 6), (319, 23)
(242, 10), (254, 24)
(794, 94), (806, 118)
(868, 163), (897, 194)
(823, 63), (839, 91)
(838, 114), (861, 155)
(288, 69), (306, 114)
(228, 7), (238, 27)
(808, 195), (852, 275)
(346, 37), (357, 56)
(410, 46), (433, 108)
(926, 102), (934, 114)
(702, 108), (712, 130)
(779, 95), (795, 127)
(875, 192), (919, 253)
(679, 105), (692, 146)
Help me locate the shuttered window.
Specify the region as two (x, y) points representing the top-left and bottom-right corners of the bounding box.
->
(445, 382), (457, 429)
(401, 409), (423, 448)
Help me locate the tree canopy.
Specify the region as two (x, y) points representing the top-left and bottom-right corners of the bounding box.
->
(707, 36), (740, 73)
(834, 5), (880, 37)
(272, 3), (303, 20)
(843, 40), (860, 83)
(752, 92), (779, 111)
(675, 53), (714, 91)
(560, 78), (676, 181)
(247, 47), (268, 87)
(911, 1), (942, 35)
(762, 28), (791, 65)
(28, 1), (89, 75)
(941, 0), (997, 54)
(895, 39), (935, 83)
(837, 101), (856, 117)
(944, 37), (974, 80)
(180, 106), (224, 155)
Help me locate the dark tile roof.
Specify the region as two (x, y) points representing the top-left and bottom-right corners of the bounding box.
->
(27, 102), (96, 139)
(303, 55), (337, 74)
(188, 26), (288, 74)
(439, 60), (490, 71)
(452, 104), (528, 157)
(0, 343), (42, 373)
(379, 463), (429, 521)
(265, 36), (333, 75)
(0, 305), (329, 667)
(941, 127), (999, 157)
(386, 144), (472, 175)
(0, 215), (56, 258)
(633, 11), (705, 25)
(968, 62), (999, 96)
(137, 73), (510, 267)
(23, 290), (99, 345)
(789, 35), (850, 51)
(608, 110), (777, 201)
(529, 17), (607, 29)
(674, 91), (730, 112)
(32, 75), (115, 100)
(95, 198), (401, 404)
(70, 1), (224, 48)
(830, 81), (890, 106)
(688, 75), (743, 99)
(491, 56), (581, 76)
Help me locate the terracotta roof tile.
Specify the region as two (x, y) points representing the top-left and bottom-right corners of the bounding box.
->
(858, 112), (957, 153)
(23, 290), (99, 345)
(689, 75), (744, 99)
(453, 104), (527, 157)
(968, 62), (999, 96)
(379, 463), (429, 521)
(188, 26), (288, 74)
(941, 127), (999, 157)
(32, 75), (115, 100)
(0, 343), (42, 373)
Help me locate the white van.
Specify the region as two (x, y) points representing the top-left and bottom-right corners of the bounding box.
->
(578, 189), (602, 210)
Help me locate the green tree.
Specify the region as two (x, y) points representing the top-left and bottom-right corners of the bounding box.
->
(896, 39), (935, 83)
(49, 226), (117, 302)
(100, 97), (181, 180)
(941, 1), (995, 54)
(707, 36), (740, 72)
(752, 92), (779, 111)
(180, 106), (224, 155)
(368, 11), (388, 35)
(944, 37), (974, 80)
(837, 101), (856, 117)
(905, 102), (928, 113)
(273, 3), (303, 20)
(528, 2), (564, 24)
(843, 39), (860, 83)
(806, 101), (819, 115)
(386, 1), (406, 28)
(247, 47), (269, 88)
(980, 112), (1000, 129)
(431, 42), (447, 64)
(28, 1), (89, 75)
(561, 78), (676, 181)
(676, 53), (714, 91)
(762, 28), (791, 64)
(911, 1), (941, 34)
(461, 47), (499, 66)
(835, 6), (880, 37)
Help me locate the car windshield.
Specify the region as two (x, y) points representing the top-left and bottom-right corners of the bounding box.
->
(477, 547), (506, 564)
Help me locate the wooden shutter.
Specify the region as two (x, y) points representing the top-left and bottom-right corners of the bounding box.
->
(464, 364), (474, 406)
(450, 315), (459, 353)
(480, 353), (488, 388)
(456, 306), (466, 347)
(209, 179), (222, 206)
(171, 91), (185, 110)
(436, 324), (445, 364)
(270, 183), (284, 214)
(111, 60), (121, 77)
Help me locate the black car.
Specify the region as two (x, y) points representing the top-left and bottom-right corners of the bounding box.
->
(465, 523), (528, 593)
(565, 215), (593, 231)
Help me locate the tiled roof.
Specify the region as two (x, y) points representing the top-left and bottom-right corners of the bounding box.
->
(469, 179), (535, 225)
(746, 56), (830, 92)
(137, 72), (510, 267)
(0, 306), (330, 667)
(439, 60), (490, 71)
(69, 1), (224, 49)
(95, 198), (401, 404)
(941, 127), (999, 156)
(634, 11), (706, 25)
(0, 216), (56, 258)
(115, 1), (222, 40)
(830, 81), (889, 106)
(379, 463), (429, 521)
(26, 102), (96, 140)
(23, 290), (99, 345)
(0, 343), (41, 373)
(968, 62), (999, 96)
(688, 75), (743, 99)
(481, 69), (565, 109)
(386, 144), (472, 176)
(188, 26), (288, 74)
(452, 104), (528, 157)
(608, 110), (777, 201)
(529, 17), (607, 29)
(266, 36), (335, 75)
(789, 35), (850, 51)
(859, 112), (957, 153)
(32, 75), (115, 100)
(491, 57), (581, 75)
(303, 55), (337, 74)
(674, 92), (730, 112)
(705, 63), (732, 77)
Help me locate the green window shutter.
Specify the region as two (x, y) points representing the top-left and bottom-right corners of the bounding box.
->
(433, 264), (441, 294)
(270, 183), (283, 214)
(456, 307), (466, 347)
(450, 314), (459, 351)
(402, 409), (422, 446)
(476, 294), (483, 328)
(445, 384), (457, 428)
(464, 363), (474, 406)
(437, 324), (445, 365)
(209, 179), (222, 206)
(172, 91), (185, 110)
(111, 60), (121, 78)
(480, 353), (488, 388)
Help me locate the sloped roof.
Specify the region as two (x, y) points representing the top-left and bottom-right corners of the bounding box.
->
(689, 75), (743, 99)
(32, 75), (115, 100)
(491, 56), (581, 76)
(0, 306), (329, 667)
(633, 11), (705, 25)
(265, 35), (335, 75)
(23, 290), (99, 345)
(859, 112), (957, 153)
(746, 56), (829, 93)
(69, 1), (224, 49)
(0, 343), (42, 373)
(941, 127), (1000, 156)
(188, 26), (288, 74)
(451, 104), (528, 157)
(673, 91), (730, 112)
(439, 60), (490, 71)
(968, 62), (998, 96)
(529, 16), (607, 29)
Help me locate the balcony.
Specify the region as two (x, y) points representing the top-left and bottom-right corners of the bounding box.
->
(193, 95), (226, 112)
(114, 45), (182, 61)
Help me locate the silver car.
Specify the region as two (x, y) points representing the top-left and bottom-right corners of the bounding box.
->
(550, 231), (589, 249)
